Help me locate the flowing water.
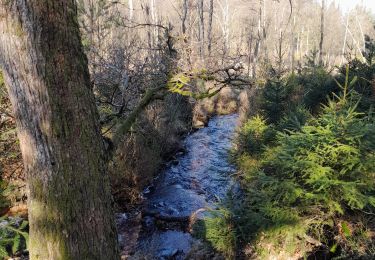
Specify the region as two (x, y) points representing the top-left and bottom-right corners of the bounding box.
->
(118, 114), (239, 259)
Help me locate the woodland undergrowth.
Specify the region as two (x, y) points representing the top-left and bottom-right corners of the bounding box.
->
(196, 48), (375, 259)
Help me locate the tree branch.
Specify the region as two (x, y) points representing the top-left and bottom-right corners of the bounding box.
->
(112, 85), (167, 144)
(110, 63), (252, 148)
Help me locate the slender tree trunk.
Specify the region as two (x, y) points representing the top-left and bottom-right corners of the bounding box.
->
(306, 28), (310, 56)
(252, 0), (263, 78)
(182, 0), (188, 36)
(355, 15), (365, 50)
(296, 31), (300, 60)
(290, 15), (296, 73)
(198, 0), (205, 61)
(181, 0), (192, 66)
(217, 0), (230, 63)
(277, 30), (284, 77)
(247, 30), (254, 77)
(253, 39), (260, 78)
(341, 14), (349, 65)
(0, 1), (119, 259)
(299, 27), (304, 60)
(144, 4), (153, 50)
(319, 0), (325, 66)
(207, 0), (214, 57)
(129, 0), (134, 21)
(262, 0), (268, 60)
(149, 0), (158, 47)
(223, 0), (230, 57)
(88, 0), (96, 74)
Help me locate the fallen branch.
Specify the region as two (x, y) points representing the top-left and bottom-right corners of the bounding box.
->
(112, 85), (167, 144)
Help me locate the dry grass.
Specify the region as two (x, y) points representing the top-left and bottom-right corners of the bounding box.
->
(192, 83), (252, 128)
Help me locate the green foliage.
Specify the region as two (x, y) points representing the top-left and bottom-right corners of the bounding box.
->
(277, 105), (312, 132)
(237, 115), (275, 155)
(0, 216), (28, 258)
(261, 79), (292, 123)
(339, 217), (375, 257)
(304, 49), (320, 68)
(167, 71), (219, 99)
(299, 67), (338, 111)
(338, 45), (375, 112)
(264, 98), (375, 215)
(193, 208), (237, 259)
(0, 181), (10, 211)
(234, 72), (375, 258)
(363, 35), (375, 65)
(258, 70), (321, 126)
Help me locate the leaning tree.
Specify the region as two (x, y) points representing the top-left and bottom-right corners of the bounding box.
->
(0, 1), (119, 259)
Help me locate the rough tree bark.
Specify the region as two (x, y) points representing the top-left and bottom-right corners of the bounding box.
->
(0, 1), (119, 259)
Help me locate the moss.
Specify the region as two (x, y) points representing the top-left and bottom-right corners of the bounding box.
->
(2, 0), (14, 8)
(13, 22), (23, 37)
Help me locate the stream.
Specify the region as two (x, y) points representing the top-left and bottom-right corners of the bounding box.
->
(118, 113), (240, 259)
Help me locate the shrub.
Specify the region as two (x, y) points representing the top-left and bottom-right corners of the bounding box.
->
(264, 96), (375, 216)
(192, 208), (237, 259)
(261, 79), (291, 123)
(299, 67), (338, 112)
(237, 115), (275, 155)
(0, 181), (9, 213)
(259, 73), (313, 126)
(340, 58), (375, 112)
(0, 216), (28, 258)
(236, 86), (375, 258)
(277, 105), (312, 132)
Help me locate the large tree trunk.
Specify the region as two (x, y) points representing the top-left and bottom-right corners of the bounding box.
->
(0, 1), (119, 259)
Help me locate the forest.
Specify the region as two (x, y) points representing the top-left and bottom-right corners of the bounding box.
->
(0, 0), (374, 259)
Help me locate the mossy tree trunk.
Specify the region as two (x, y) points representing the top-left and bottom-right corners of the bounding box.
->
(0, 1), (119, 259)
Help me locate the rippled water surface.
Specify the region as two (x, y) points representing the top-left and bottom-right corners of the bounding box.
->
(120, 114), (239, 259)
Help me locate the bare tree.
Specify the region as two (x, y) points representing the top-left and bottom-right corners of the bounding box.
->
(182, 0), (188, 35)
(207, 0), (214, 56)
(198, 0), (205, 61)
(129, 0), (134, 21)
(319, 0), (325, 65)
(216, 0), (230, 63)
